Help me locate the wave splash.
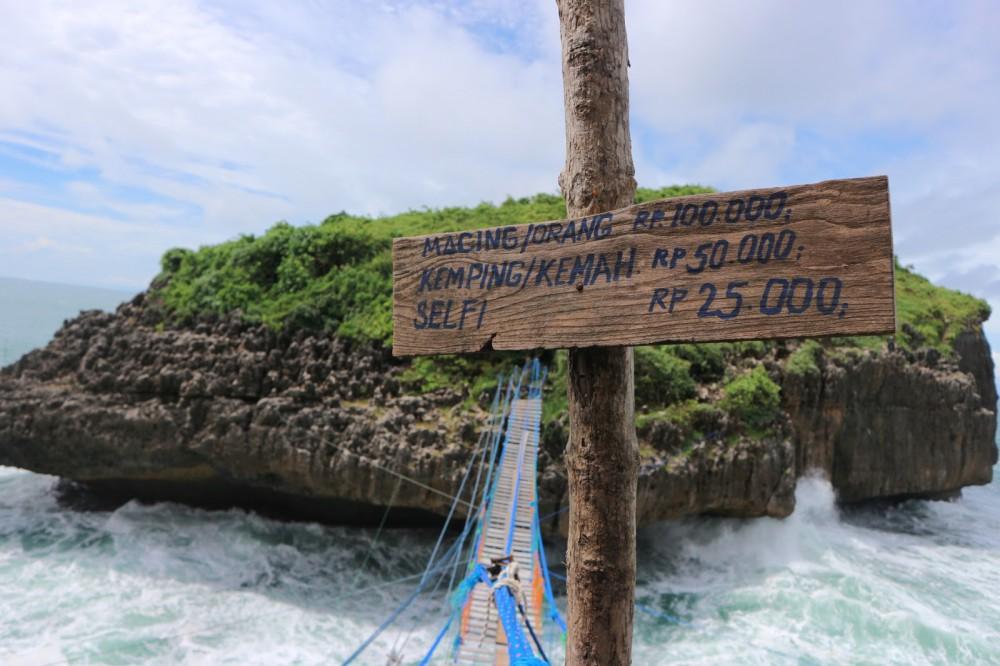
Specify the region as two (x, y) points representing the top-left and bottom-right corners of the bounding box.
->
(2, 466), (999, 664)
(633, 469), (1000, 664)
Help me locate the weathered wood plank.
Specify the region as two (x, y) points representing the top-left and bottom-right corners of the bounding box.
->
(391, 176), (895, 356)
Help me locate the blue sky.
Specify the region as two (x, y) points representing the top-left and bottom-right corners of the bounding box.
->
(1, 0), (999, 365)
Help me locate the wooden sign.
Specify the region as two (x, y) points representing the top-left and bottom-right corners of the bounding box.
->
(392, 176), (895, 356)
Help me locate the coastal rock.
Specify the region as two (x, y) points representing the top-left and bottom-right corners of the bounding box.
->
(0, 293), (996, 529)
(784, 346), (997, 502)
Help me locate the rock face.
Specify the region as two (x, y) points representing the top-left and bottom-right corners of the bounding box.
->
(783, 341), (997, 503)
(0, 292), (995, 530)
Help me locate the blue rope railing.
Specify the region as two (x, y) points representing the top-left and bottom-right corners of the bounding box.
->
(343, 372), (512, 666)
(348, 360), (553, 666)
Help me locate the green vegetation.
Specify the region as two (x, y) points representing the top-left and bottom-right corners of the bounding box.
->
(154, 185), (714, 344)
(400, 354), (518, 402)
(634, 346), (696, 407)
(784, 339), (822, 378)
(636, 399), (722, 432)
(893, 260), (991, 352)
(157, 224), (394, 342)
(719, 366), (782, 429)
(815, 260), (989, 354)
(541, 351), (569, 426)
(151, 186), (991, 445)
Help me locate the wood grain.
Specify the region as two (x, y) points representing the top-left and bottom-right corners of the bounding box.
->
(392, 176), (895, 356)
(556, 0), (639, 663)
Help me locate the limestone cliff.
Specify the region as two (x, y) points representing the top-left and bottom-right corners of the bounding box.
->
(0, 287), (994, 530)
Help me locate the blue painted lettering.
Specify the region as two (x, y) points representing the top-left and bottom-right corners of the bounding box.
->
(670, 247), (687, 269)
(417, 268), (434, 293)
(634, 210), (649, 230)
(648, 288), (669, 312)
(441, 299), (457, 329)
(535, 259), (556, 286)
(614, 248), (636, 280)
(506, 261), (524, 287)
(568, 254), (593, 285)
(520, 224), (534, 253)
(589, 255), (612, 285)
(652, 248), (670, 269)
(459, 299), (478, 329)
(427, 300), (447, 328)
(555, 256), (572, 285)
(561, 220), (577, 243)
(422, 237), (440, 257)
(669, 287), (688, 313)
(413, 301), (429, 328)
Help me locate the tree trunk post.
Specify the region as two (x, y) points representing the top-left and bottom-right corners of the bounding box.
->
(556, 1), (639, 664)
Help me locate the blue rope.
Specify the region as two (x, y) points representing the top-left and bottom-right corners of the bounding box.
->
(445, 366), (519, 661)
(419, 368), (517, 593)
(341, 537), (463, 665)
(477, 364), (525, 559)
(634, 601), (692, 626)
(445, 438), (488, 593)
(446, 375), (505, 596)
(504, 424), (528, 555)
(491, 575), (547, 665)
(418, 607), (458, 666)
(409, 375), (518, 660)
(533, 510), (567, 634)
(503, 360), (539, 555)
(355, 360), (553, 666)
(526, 364), (565, 637)
(344, 371), (515, 666)
(539, 506), (568, 523)
(417, 566), (481, 665)
(418, 430), (479, 588)
(466, 369), (517, 570)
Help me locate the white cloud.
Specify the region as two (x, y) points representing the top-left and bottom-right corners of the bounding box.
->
(626, 1), (999, 137)
(622, 1), (1000, 347)
(7, 235), (91, 255)
(0, 198), (209, 289)
(0, 0), (997, 342)
(0, 0), (567, 287)
(0, 0), (564, 229)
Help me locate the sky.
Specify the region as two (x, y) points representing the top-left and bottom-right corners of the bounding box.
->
(0, 0), (998, 364)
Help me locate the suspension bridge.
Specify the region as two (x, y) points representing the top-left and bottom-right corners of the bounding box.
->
(343, 360), (565, 665)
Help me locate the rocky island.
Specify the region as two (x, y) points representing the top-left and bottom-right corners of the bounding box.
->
(1, 188), (996, 532)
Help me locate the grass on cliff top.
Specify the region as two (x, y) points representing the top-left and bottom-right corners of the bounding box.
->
(153, 185), (709, 344)
(893, 261), (990, 351)
(154, 188), (988, 351)
(824, 261), (990, 354)
(153, 185), (991, 415)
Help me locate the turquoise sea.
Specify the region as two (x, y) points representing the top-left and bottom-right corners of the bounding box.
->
(0, 277), (133, 367)
(1, 465), (999, 665)
(1, 278), (999, 665)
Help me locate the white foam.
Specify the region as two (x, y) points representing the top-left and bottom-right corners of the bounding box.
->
(3, 464), (1000, 663)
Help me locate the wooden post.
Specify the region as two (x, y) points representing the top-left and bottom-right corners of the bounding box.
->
(390, 8), (895, 666)
(557, 1), (639, 664)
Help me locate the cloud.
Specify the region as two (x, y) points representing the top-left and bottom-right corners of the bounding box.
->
(0, 0), (563, 232)
(0, 0), (997, 369)
(0, 0), (566, 288)
(626, 2), (999, 136)
(6, 235), (91, 255)
(621, 1), (1000, 357)
(0, 198), (208, 289)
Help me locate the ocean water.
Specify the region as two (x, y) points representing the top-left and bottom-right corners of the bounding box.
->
(1, 464), (999, 665)
(3, 279), (999, 664)
(0, 277), (132, 367)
